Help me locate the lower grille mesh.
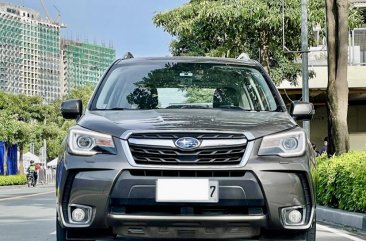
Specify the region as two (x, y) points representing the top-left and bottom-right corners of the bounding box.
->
(129, 169), (246, 177)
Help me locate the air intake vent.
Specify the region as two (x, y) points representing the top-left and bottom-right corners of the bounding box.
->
(129, 169), (246, 177)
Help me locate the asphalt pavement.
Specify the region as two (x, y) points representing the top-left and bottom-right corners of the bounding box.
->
(0, 185), (365, 241)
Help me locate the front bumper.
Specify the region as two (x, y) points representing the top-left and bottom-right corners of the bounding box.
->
(57, 165), (314, 239)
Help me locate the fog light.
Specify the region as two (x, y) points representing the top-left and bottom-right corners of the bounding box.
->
(71, 208), (86, 222)
(68, 204), (92, 225)
(281, 206), (305, 227)
(288, 210), (302, 224)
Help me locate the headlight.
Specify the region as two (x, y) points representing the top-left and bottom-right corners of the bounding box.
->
(258, 130), (306, 157)
(68, 128), (116, 156)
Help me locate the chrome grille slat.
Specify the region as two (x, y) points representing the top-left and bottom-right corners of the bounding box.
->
(130, 133), (246, 140)
(128, 132), (247, 166)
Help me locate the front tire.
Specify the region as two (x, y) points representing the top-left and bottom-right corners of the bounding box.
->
(56, 217), (67, 241)
(56, 216), (95, 241)
(305, 223), (316, 241)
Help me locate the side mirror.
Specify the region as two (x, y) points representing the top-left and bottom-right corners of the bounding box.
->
(61, 99), (82, 119)
(290, 101), (314, 121)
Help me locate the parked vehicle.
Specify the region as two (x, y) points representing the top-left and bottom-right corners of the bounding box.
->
(56, 56), (316, 240)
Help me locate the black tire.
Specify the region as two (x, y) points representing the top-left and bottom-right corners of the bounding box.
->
(56, 217), (67, 241)
(260, 224), (316, 241)
(305, 222), (316, 241)
(27, 176), (34, 187)
(56, 216), (95, 241)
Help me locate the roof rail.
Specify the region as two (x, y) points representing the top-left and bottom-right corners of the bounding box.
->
(122, 52), (134, 60)
(237, 53), (250, 61)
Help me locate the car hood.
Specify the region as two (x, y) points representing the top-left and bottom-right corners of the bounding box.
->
(78, 109), (297, 140)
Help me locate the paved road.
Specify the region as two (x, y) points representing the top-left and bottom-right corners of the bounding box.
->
(0, 185), (365, 241)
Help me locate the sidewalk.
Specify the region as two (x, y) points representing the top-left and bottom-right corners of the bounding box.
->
(0, 183), (54, 189)
(317, 205), (366, 232)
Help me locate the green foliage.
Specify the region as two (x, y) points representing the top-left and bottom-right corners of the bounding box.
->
(314, 152), (366, 212)
(66, 84), (95, 109)
(0, 111), (17, 144)
(153, 0), (362, 84)
(185, 88), (214, 103)
(0, 92), (46, 122)
(0, 175), (27, 186)
(37, 122), (68, 159)
(0, 85), (94, 165)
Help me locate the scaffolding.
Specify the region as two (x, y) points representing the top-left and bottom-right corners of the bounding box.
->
(61, 40), (116, 93)
(0, 3), (61, 103)
(0, 3), (116, 102)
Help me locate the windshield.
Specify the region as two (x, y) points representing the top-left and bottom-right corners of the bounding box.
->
(91, 61), (279, 111)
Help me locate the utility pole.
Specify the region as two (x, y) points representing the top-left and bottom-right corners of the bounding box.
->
(30, 143), (34, 154)
(301, 0), (310, 138)
(43, 139), (47, 165)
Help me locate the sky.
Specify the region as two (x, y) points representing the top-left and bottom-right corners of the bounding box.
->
(8, 0), (188, 57)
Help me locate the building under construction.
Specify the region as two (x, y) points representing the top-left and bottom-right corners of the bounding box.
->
(0, 3), (116, 103)
(61, 40), (115, 93)
(0, 3), (61, 103)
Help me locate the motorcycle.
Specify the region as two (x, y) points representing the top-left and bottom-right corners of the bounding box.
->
(27, 171), (36, 187)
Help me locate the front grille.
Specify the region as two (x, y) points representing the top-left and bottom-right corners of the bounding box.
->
(127, 132), (247, 166)
(129, 145), (245, 165)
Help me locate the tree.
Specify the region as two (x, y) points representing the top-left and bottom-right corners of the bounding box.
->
(325, 0), (350, 155)
(0, 92), (58, 172)
(0, 92), (46, 122)
(153, 0), (324, 84)
(38, 122), (67, 160)
(0, 86), (97, 173)
(154, 0), (362, 155)
(153, 0), (361, 84)
(0, 112), (17, 175)
(66, 84), (95, 108)
(185, 88), (213, 103)
(12, 121), (38, 174)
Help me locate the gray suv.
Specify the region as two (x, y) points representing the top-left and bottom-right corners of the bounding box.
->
(57, 56), (316, 240)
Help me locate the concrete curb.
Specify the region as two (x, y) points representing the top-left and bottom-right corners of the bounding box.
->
(317, 205), (366, 231)
(0, 183), (54, 189)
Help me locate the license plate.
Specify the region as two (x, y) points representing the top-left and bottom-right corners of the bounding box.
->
(156, 179), (218, 203)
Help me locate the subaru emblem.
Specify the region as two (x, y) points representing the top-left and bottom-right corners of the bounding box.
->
(175, 137), (201, 149)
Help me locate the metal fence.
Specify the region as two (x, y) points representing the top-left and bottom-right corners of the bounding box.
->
(351, 28), (366, 65)
(307, 28), (366, 66)
(37, 168), (56, 185)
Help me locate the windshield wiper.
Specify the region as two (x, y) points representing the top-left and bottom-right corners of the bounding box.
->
(104, 107), (131, 110)
(216, 105), (251, 111)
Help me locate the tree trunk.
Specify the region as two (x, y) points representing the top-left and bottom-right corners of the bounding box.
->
(3, 144), (8, 175)
(19, 145), (24, 175)
(325, 0), (350, 155)
(259, 31), (270, 73)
